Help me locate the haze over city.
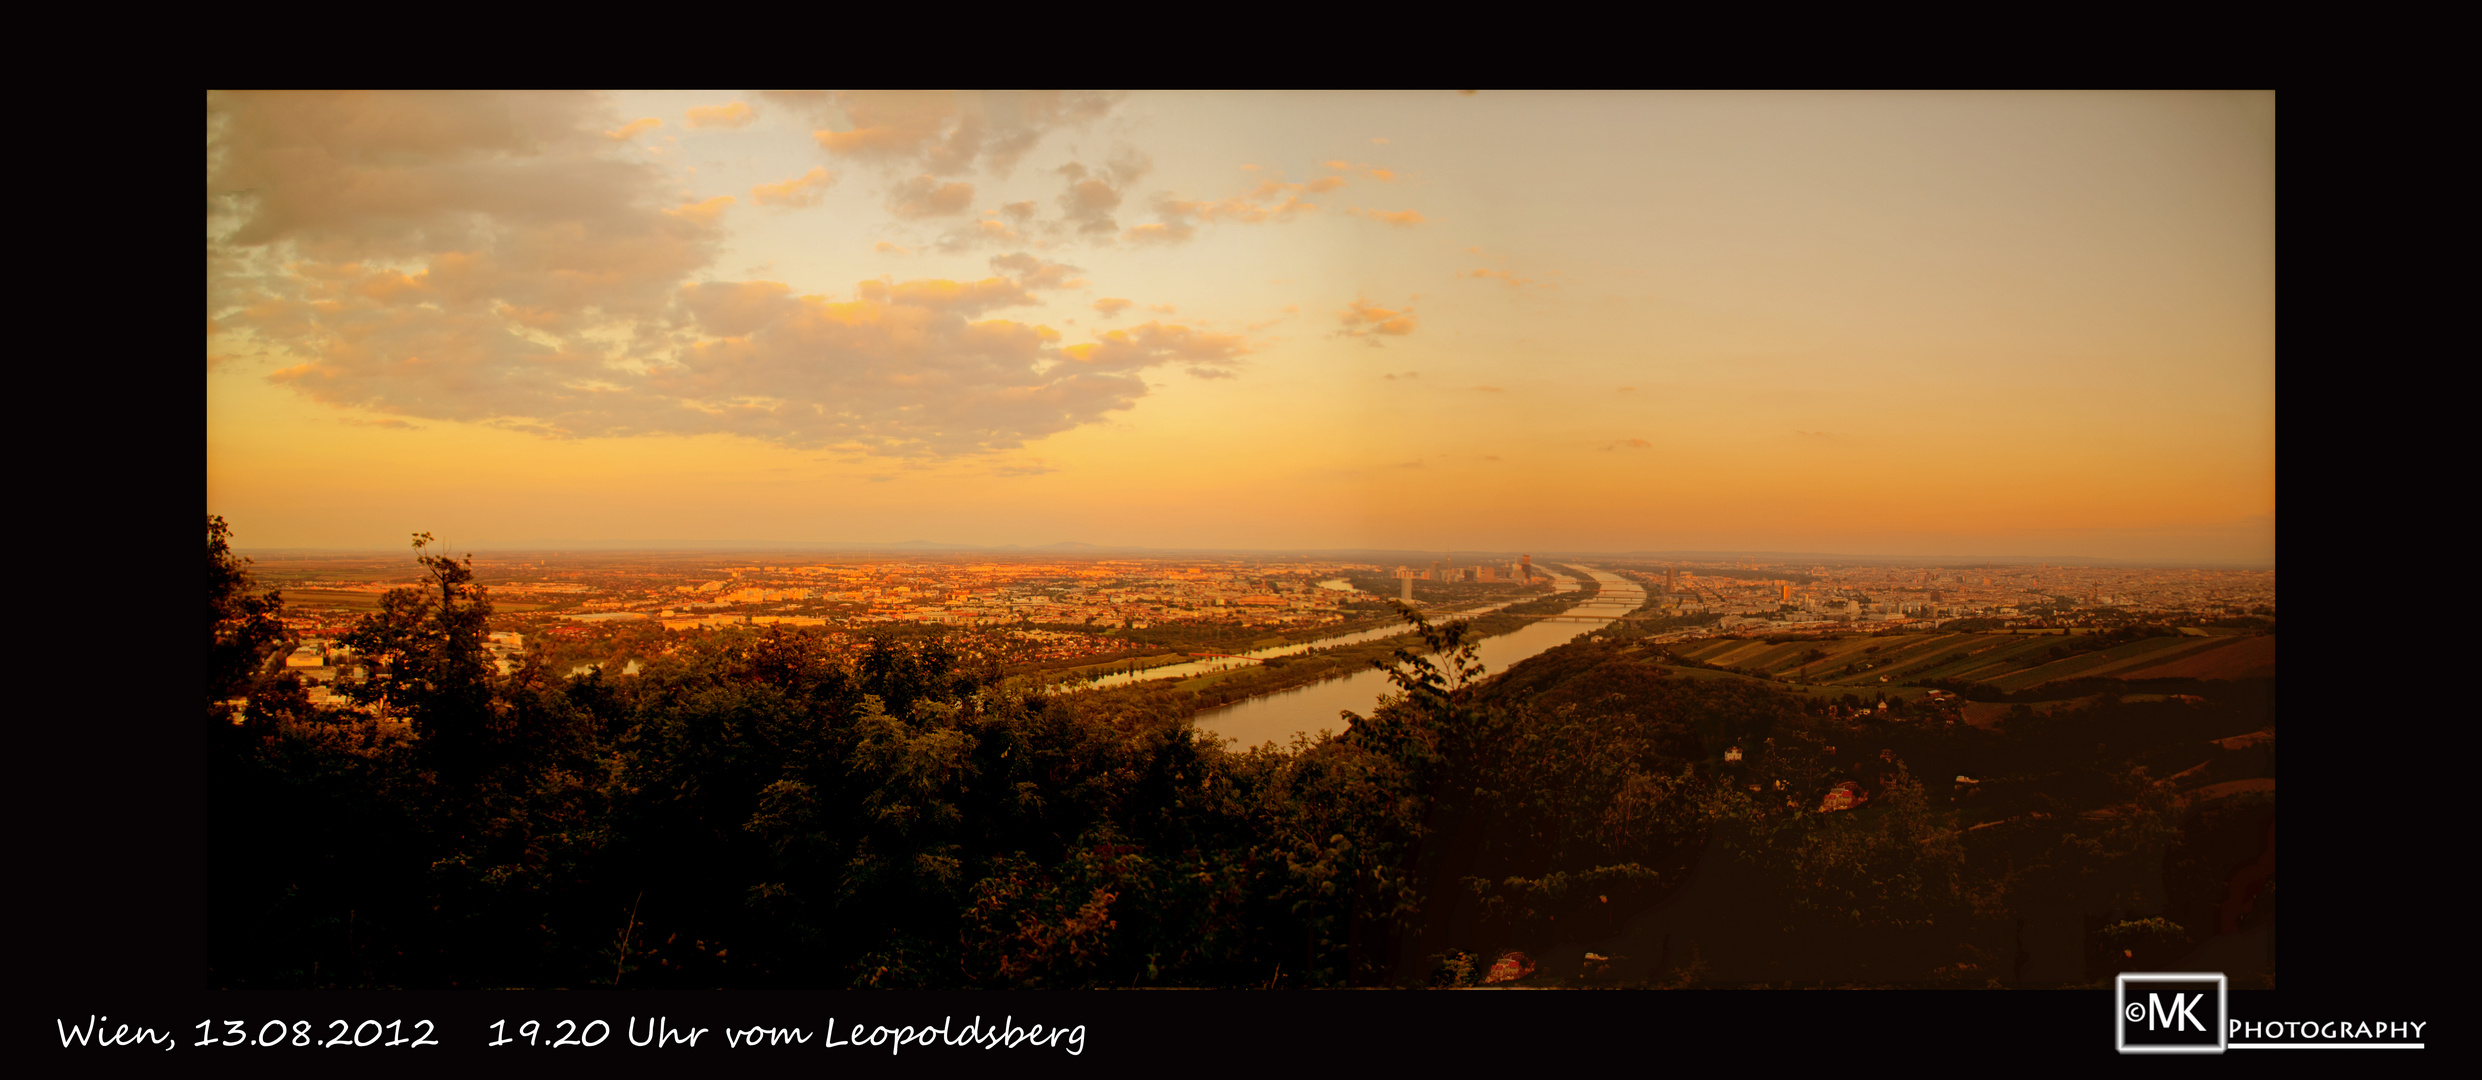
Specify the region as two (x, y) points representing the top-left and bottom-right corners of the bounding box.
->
(201, 91), (2287, 1002)
(208, 91), (2273, 565)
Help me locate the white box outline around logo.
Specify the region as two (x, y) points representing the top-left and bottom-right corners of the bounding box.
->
(2115, 972), (2229, 1054)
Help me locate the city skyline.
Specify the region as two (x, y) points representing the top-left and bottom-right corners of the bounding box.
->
(209, 91), (2275, 564)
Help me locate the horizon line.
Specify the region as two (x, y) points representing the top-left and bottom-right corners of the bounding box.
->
(230, 541), (2273, 571)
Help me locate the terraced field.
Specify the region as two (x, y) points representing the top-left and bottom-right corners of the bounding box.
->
(1981, 635), (2234, 690)
(2118, 634), (2275, 680)
(1672, 629), (2263, 693)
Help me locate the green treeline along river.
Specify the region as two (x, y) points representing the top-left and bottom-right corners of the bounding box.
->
(1194, 567), (1646, 748)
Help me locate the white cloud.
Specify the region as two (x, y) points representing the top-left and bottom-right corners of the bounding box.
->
(766, 90), (1121, 178)
(887, 174), (975, 218)
(751, 166), (837, 207)
(1337, 296), (1417, 341)
(685, 101), (756, 129)
(1125, 167), (1346, 245)
(208, 91), (1245, 458)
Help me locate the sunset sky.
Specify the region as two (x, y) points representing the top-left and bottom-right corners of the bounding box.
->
(207, 91), (2274, 564)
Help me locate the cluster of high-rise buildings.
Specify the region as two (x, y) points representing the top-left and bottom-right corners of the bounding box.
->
(1392, 554), (1535, 584)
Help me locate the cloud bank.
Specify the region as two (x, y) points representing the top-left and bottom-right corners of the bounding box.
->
(208, 91), (1244, 458)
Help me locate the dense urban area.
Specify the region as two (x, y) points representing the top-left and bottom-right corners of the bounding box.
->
(249, 548), (2273, 707)
(209, 520), (2275, 992)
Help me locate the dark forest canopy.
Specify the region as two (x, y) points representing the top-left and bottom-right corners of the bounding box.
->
(206, 520), (2274, 989)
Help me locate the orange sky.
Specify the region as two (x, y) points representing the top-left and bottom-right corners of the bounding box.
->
(207, 91), (2273, 564)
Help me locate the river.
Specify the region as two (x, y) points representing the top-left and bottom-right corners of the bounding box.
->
(1194, 566), (1647, 749)
(1077, 574), (1570, 692)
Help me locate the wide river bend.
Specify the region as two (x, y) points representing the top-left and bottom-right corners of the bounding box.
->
(1191, 566), (1646, 749)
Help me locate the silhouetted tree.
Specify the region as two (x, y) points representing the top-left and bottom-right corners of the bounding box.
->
(339, 533), (496, 785)
(207, 514), (286, 728)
